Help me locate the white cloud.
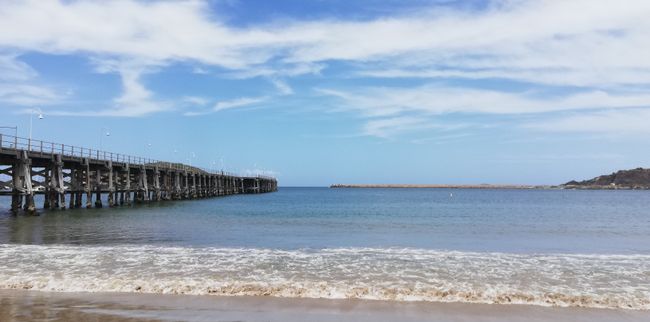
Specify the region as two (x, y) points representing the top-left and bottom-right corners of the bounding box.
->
(320, 85), (650, 117)
(184, 96), (269, 116)
(319, 85), (650, 138)
(525, 108), (650, 135)
(182, 96), (209, 106)
(410, 132), (474, 145)
(0, 54), (66, 106)
(2, 0), (648, 85)
(277, 1), (650, 81)
(192, 67), (210, 75)
(363, 117), (428, 138)
(110, 70), (166, 116)
(180, 77), (291, 116)
(0, 83), (64, 106)
(214, 96), (268, 112)
(269, 78), (293, 95)
(358, 68), (650, 89)
(1, 0), (650, 122)
(0, 54), (37, 81)
(225, 63), (326, 79)
(46, 60), (170, 117)
(0, 1), (258, 68)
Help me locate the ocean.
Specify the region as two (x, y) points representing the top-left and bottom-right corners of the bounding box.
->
(0, 187), (649, 310)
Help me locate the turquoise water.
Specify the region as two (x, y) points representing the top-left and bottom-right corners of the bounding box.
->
(0, 188), (649, 308)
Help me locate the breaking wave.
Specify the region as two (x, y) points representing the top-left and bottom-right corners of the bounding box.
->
(0, 244), (648, 309)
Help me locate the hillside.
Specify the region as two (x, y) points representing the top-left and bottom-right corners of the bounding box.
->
(563, 168), (650, 189)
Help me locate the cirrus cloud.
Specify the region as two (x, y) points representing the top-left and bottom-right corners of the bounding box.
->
(0, 0), (649, 139)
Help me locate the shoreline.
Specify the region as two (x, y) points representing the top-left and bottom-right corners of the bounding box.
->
(1, 289), (649, 322)
(330, 184), (650, 190)
(331, 184), (554, 189)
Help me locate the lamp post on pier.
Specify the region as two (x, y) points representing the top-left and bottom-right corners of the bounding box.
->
(99, 127), (110, 151)
(28, 108), (44, 141)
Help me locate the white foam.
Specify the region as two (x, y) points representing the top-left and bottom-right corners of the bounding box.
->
(0, 244), (648, 309)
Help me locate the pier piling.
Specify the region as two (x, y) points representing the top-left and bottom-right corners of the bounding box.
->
(0, 134), (277, 214)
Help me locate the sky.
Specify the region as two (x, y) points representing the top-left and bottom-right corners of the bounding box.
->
(1, 0), (650, 186)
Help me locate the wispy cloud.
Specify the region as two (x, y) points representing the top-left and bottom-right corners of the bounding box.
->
(0, 84), (65, 106)
(0, 54), (37, 81)
(184, 96), (269, 116)
(524, 108), (650, 135)
(492, 153), (626, 164)
(410, 132), (474, 145)
(358, 68), (650, 89)
(321, 85), (650, 117)
(268, 78), (294, 95)
(363, 116), (438, 138)
(318, 85), (650, 137)
(0, 54), (67, 106)
(1, 0), (649, 127)
(214, 96), (268, 112)
(3, 1), (648, 84)
(182, 96), (210, 106)
(182, 77), (293, 116)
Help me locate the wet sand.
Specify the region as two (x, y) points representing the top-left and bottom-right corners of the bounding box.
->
(1, 290), (649, 322)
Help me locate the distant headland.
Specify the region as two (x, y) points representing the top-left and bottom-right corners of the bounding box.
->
(563, 167), (650, 190)
(331, 167), (650, 190)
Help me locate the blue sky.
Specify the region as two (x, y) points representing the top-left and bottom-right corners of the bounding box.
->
(1, 0), (650, 186)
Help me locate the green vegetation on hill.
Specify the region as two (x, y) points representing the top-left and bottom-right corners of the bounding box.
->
(564, 168), (650, 189)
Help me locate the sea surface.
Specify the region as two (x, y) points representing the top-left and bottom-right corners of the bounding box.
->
(0, 187), (649, 309)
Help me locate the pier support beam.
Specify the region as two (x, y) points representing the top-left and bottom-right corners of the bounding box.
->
(95, 167), (103, 208)
(183, 172), (189, 199)
(124, 164), (132, 205)
(153, 166), (161, 201)
(118, 168), (125, 206)
(136, 165), (148, 202)
(83, 159), (92, 208)
(192, 173), (198, 199)
(68, 168), (76, 209)
(74, 168), (83, 208)
(172, 171), (180, 200)
(43, 165), (51, 209)
(198, 174), (202, 198)
(1, 144), (277, 213)
(11, 151), (36, 214)
(107, 161), (115, 207)
(51, 154), (66, 209)
(161, 170), (167, 200)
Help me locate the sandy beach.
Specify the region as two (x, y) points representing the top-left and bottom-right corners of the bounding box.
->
(1, 0), (649, 321)
(1, 289), (649, 322)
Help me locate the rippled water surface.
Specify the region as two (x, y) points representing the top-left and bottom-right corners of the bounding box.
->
(1, 188), (650, 253)
(1, 188), (649, 308)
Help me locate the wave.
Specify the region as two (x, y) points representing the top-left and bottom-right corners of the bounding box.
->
(0, 244), (648, 309)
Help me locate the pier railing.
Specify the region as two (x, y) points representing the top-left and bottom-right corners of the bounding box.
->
(0, 134), (271, 179)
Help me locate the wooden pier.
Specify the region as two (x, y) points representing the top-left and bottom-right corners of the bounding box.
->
(0, 134), (277, 214)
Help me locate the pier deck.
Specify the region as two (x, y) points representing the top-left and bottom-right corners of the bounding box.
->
(0, 134), (277, 214)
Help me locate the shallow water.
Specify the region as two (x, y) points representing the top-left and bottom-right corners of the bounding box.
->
(0, 188), (649, 309)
